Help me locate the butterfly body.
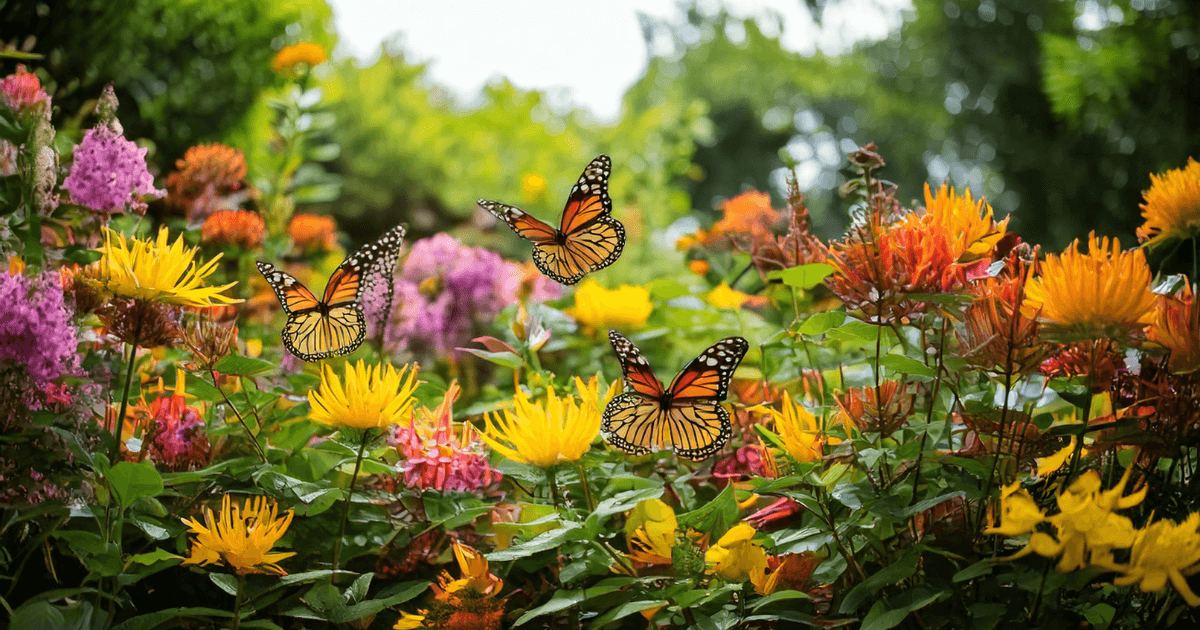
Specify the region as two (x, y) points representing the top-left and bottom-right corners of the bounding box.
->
(602, 331), (749, 460)
(479, 155), (625, 285)
(257, 224), (406, 362)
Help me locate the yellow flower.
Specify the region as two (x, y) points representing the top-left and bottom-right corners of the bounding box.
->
(569, 279), (653, 331)
(433, 541), (503, 604)
(1147, 281), (1200, 374)
(705, 282), (766, 310)
(705, 522), (768, 581)
(521, 173), (547, 203)
(1138, 157), (1200, 249)
(308, 360), (421, 430)
(904, 182), (1009, 262)
(93, 227), (241, 307)
(393, 612), (426, 629)
(574, 373), (621, 411)
(479, 379), (600, 467)
(984, 482), (1046, 537)
(1111, 513), (1200, 606)
(1023, 233), (1156, 333)
(271, 42), (327, 76)
(769, 390), (842, 463)
(625, 498), (676, 565)
(181, 495), (295, 575)
(1035, 436), (1087, 477)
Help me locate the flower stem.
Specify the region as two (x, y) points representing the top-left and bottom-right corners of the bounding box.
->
(331, 430), (372, 582)
(111, 341), (139, 462)
(575, 463), (595, 513)
(548, 466), (562, 510)
(208, 369), (268, 463)
(232, 574), (245, 630)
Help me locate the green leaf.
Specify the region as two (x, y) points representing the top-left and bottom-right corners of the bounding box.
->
(839, 546), (922, 613)
(860, 588), (944, 630)
(590, 486), (665, 519)
(9, 601), (65, 630)
(487, 522), (582, 562)
(106, 462), (164, 510)
(797, 311), (846, 336)
(749, 589), (812, 610)
(111, 607), (235, 630)
(344, 572), (372, 604)
(1084, 603), (1116, 629)
(902, 491), (966, 518)
(213, 354), (277, 376)
(952, 560), (993, 583)
(209, 573), (239, 596)
(456, 347), (524, 369)
(768, 263), (834, 289)
(676, 484), (739, 538)
(130, 548), (182, 567)
(515, 585), (624, 626)
(878, 354), (936, 377)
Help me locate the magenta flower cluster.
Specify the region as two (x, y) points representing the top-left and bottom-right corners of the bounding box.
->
(62, 126), (164, 214)
(0, 270), (79, 392)
(145, 395), (211, 472)
(362, 233), (561, 359)
(391, 411), (499, 493)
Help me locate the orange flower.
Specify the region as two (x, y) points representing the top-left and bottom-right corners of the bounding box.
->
(1138, 157), (1200, 248)
(835, 381), (916, 436)
(1147, 281), (1200, 374)
(201, 209), (266, 250)
(1023, 233), (1156, 334)
(166, 143), (247, 218)
(432, 542), (503, 605)
(688, 259), (710, 275)
(271, 42), (327, 76)
(903, 182), (1009, 262)
(712, 191), (780, 240)
(288, 213), (338, 252)
(959, 259), (1048, 375)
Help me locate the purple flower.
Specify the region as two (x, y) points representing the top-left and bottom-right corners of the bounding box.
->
(0, 271), (79, 391)
(62, 126), (164, 214)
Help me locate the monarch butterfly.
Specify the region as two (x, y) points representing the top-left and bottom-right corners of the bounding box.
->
(478, 155), (625, 285)
(257, 224), (406, 362)
(602, 331), (749, 461)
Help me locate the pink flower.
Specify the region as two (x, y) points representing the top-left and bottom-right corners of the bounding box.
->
(145, 394), (211, 472)
(391, 384), (499, 493)
(0, 64), (50, 116)
(712, 445), (768, 484)
(62, 126), (164, 214)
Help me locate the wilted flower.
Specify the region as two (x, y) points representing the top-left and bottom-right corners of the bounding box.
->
(417, 541), (506, 630)
(62, 126), (163, 214)
(480, 377), (612, 468)
(1023, 233), (1156, 334)
(271, 42), (327, 76)
(288, 213), (338, 252)
(181, 317), (239, 371)
(902, 182), (1009, 262)
(0, 269), (80, 391)
(165, 143), (247, 219)
(1111, 513), (1200, 606)
(1147, 281), (1200, 374)
(569, 279), (653, 332)
(625, 498), (676, 565)
(308, 360), (421, 431)
(752, 553), (821, 596)
(393, 383), (499, 493)
(200, 209), (265, 250)
(706, 522), (768, 581)
(0, 64), (50, 116)
(91, 227), (241, 307)
(959, 261), (1049, 376)
(1137, 157), (1200, 249)
(98, 298), (182, 348)
(181, 494), (295, 575)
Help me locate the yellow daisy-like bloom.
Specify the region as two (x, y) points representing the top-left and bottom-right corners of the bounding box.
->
(1147, 281), (1200, 374)
(705, 282), (766, 310)
(271, 42), (327, 76)
(479, 378), (601, 468)
(1022, 233), (1156, 332)
(433, 541), (503, 604)
(392, 612), (426, 629)
(92, 227), (241, 307)
(1035, 436), (1088, 477)
(521, 173), (547, 203)
(624, 498), (676, 565)
(308, 360), (421, 430)
(1111, 513), (1200, 607)
(1137, 157), (1200, 249)
(984, 482), (1046, 537)
(705, 522), (768, 581)
(769, 391), (843, 463)
(569, 279), (653, 331)
(181, 494), (295, 575)
(903, 182), (1009, 262)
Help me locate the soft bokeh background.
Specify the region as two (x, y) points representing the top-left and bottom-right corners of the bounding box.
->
(2, 0), (1197, 280)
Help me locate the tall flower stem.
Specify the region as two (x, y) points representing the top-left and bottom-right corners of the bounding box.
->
(111, 340), (139, 462)
(232, 574), (246, 630)
(576, 463), (596, 513)
(332, 430), (372, 581)
(548, 466), (562, 510)
(208, 369), (268, 463)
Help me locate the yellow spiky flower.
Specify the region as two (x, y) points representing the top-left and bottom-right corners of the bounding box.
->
(1137, 157), (1200, 249)
(308, 360), (421, 430)
(181, 495), (295, 575)
(906, 182), (1010, 262)
(479, 378), (605, 468)
(92, 227), (241, 307)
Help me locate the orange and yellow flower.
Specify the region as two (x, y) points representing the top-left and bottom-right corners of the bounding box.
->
(289, 213), (339, 253)
(271, 42), (327, 76)
(308, 360), (421, 431)
(1023, 233), (1156, 333)
(903, 182), (1009, 262)
(1147, 281), (1200, 374)
(181, 494), (295, 575)
(201, 209), (266, 250)
(1137, 157), (1200, 248)
(625, 498), (677, 565)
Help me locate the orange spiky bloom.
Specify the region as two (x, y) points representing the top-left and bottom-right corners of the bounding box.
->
(835, 381), (916, 437)
(1147, 281), (1200, 374)
(1022, 233), (1156, 335)
(711, 190), (782, 242)
(166, 143), (247, 218)
(824, 214), (966, 322)
(288, 213), (338, 253)
(271, 42), (327, 76)
(902, 182), (1010, 262)
(1137, 157), (1200, 248)
(200, 209), (265, 250)
(959, 256), (1049, 376)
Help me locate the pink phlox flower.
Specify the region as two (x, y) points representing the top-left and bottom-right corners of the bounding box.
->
(392, 388), (499, 493)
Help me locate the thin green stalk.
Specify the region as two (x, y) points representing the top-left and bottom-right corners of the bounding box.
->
(548, 466), (562, 510)
(209, 370), (268, 463)
(576, 463), (595, 513)
(232, 574), (245, 630)
(332, 430), (372, 581)
(111, 341), (139, 462)
(911, 316), (948, 504)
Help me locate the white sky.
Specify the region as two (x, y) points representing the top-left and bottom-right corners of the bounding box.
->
(327, 0), (911, 121)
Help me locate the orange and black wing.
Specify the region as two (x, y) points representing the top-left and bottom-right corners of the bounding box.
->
(478, 199), (559, 244)
(607, 330), (664, 398)
(666, 337), (749, 403)
(258, 261), (364, 362)
(559, 155), (613, 235)
(256, 262), (321, 314)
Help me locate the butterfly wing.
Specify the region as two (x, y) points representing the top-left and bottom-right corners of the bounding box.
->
(602, 331), (667, 457)
(478, 199), (559, 244)
(666, 337), (749, 402)
(280, 305), (366, 362)
(559, 155), (613, 235)
(256, 262), (320, 314)
(607, 330), (664, 398)
(335, 224), (407, 336)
